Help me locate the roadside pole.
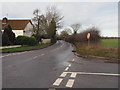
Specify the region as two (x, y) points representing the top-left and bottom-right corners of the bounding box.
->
(88, 39), (89, 48)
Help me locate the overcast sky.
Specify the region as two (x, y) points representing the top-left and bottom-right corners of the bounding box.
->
(0, 1), (118, 37)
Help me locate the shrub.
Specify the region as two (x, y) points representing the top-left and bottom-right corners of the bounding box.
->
(75, 27), (100, 43)
(2, 24), (15, 46)
(15, 36), (37, 46)
(0, 31), (2, 46)
(32, 34), (48, 42)
(65, 27), (101, 44)
(65, 35), (75, 44)
(2, 32), (11, 46)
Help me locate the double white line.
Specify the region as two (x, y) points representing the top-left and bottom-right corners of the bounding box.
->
(53, 59), (75, 88)
(53, 72), (76, 88)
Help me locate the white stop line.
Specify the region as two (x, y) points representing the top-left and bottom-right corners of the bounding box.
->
(65, 72), (120, 77)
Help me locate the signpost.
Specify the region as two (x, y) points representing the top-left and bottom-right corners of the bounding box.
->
(87, 33), (90, 48)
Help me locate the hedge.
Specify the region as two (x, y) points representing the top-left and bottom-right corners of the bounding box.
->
(15, 36), (38, 46)
(65, 27), (101, 44)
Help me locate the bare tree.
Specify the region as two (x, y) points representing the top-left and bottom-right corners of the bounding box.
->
(32, 6), (63, 43)
(64, 28), (72, 35)
(45, 6), (64, 29)
(45, 6), (64, 43)
(32, 9), (46, 35)
(60, 30), (69, 37)
(32, 9), (40, 35)
(71, 24), (81, 34)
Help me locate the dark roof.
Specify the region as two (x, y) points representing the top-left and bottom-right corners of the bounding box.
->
(1, 19), (31, 30)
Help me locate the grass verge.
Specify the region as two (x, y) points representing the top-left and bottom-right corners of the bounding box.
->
(75, 43), (119, 60)
(1, 44), (50, 52)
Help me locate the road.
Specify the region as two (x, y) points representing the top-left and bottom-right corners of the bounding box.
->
(2, 40), (119, 88)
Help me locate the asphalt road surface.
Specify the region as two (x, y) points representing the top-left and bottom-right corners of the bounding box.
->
(2, 40), (119, 88)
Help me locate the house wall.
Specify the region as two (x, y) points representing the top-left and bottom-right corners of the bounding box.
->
(2, 30), (23, 37)
(23, 22), (33, 37)
(13, 30), (23, 37)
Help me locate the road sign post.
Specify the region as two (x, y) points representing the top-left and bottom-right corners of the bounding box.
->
(87, 33), (90, 48)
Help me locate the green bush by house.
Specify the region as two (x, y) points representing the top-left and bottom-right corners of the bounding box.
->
(15, 36), (37, 46)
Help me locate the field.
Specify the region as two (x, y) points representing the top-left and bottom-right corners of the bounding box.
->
(76, 39), (119, 59)
(101, 39), (119, 48)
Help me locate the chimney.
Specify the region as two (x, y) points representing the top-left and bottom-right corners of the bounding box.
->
(2, 17), (8, 24)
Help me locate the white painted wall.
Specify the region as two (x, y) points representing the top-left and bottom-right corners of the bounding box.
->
(13, 30), (23, 37)
(42, 39), (51, 44)
(2, 30), (23, 37)
(23, 22), (33, 37)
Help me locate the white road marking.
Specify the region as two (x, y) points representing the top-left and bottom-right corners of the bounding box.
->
(77, 72), (120, 76)
(72, 59), (74, 61)
(38, 54), (44, 57)
(66, 79), (75, 88)
(0, 54), (12, 58)
(28, 51), (34, 53)
(12, 53), (17, 55)
(1, 52), (27, 58)
(33, 54), (45, 59)
(41, 54), (45, 56)
(64, 72), (120, 77)
(53, 78), (63, 86)
(60, 72), (67, 77)
(68, 64), (71, 67)
(61, 44), (64, 47)
(33, 56), (38, 59)
(0, 56), (4, 58)
(70, 72), (77, 78)
(2, 52), (45, 59)
(65, 67), (69, 71)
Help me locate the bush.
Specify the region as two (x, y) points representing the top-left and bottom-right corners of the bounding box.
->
(75, 27), (100, 43)
(2, 24), (15, 46)
(65, 27), (101, 44)
(0, 31), (2, 46)
(32, 34), (48, 42)
(15, 36), (38, 46)
(65, 35), (75, 44)
(2, 32), (11, 46)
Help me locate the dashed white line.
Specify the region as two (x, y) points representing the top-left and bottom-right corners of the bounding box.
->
(33, 56), (38, 59)
(68, 64), (71, 67)
(33, 54), (45, 59)
(41, 54), (45, 56)
(66, 79), (75, 88)
(53, 78), (63, 86)
(0, 56), (4, 58)
(72, 59), (74, 61)
(65, 67), (69, 71)
(0, 54), (12, 58)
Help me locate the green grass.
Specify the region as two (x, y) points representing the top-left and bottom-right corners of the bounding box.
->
(101, 39), (119, 48)
(76, 46), (119, 59)
(1, 44), (50, 52)
(75, 39), (120, 59)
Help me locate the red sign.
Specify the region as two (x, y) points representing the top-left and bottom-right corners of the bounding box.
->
(87, 33), (90, 39)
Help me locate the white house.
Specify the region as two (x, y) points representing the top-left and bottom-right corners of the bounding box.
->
(1, 17), (33, 37)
